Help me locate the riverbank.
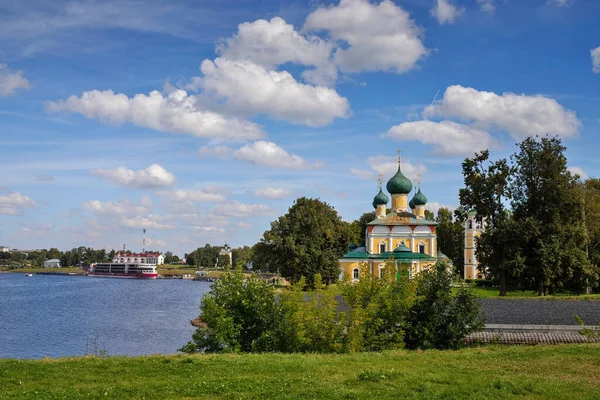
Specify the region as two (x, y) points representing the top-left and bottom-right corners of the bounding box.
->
(1, 345), (600, 399)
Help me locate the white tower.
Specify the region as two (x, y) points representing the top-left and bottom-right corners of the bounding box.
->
(464, 211), (484, 279)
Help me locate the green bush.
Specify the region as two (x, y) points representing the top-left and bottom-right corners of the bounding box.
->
(179, 268), (279, 353)
(342, 259), (414, 352)
(405, 263), (486, 350)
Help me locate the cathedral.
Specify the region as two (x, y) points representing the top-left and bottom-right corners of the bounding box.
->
(339, 152), (453, 281)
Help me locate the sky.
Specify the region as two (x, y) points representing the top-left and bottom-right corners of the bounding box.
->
(1, 0), (599, 257)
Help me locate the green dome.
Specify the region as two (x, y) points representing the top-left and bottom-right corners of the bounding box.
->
(413, 189), (428, 206)
(409, 198), (416, 209)
(372, 188), (389, 208)
(393, 244), (411, 253)
(386, 165), (412, 195)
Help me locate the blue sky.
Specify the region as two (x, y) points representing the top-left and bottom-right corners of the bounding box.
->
(1, 0), (599, 256)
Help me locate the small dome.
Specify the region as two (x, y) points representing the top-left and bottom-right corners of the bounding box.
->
(413, 189), (428, 206)
(394, 244), (411, 253)
(372, 188), (389, 208)
(409, 198), (416, 209)
(386, 165), (412, 195)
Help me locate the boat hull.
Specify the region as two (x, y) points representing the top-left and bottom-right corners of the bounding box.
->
(89, 273), (158, 279)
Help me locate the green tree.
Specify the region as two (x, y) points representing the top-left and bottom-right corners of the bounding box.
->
(255, 197), (354, 285)
(164, 251), (174, 264)
(582, 178), (600, 271)
(232, 246), (251, 268)
(404, 263), (485, 350)
(47, 248), (61, 260)
(435, 207), (466, 275)
(511, 136), (594, 295)
(460, 150), (513, 296)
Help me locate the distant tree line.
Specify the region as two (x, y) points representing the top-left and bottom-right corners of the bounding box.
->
(185, 244), (251, 269)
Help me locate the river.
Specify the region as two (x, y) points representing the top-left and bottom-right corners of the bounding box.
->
(0, 274), (211, 359)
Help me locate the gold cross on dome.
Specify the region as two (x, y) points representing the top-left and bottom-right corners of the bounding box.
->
(377, 173), (383, 189)
(416, 173), (421, 183)
(396, 149), (402, 164)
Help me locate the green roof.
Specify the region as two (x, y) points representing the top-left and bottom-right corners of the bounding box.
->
(412, 189), (427, 206)
(340, 244), (435, 262)
(372, 188), (389, 208)
(386, 165), (412, 195)
(409, 198), (416, 209)
(366, 211), (437, 226)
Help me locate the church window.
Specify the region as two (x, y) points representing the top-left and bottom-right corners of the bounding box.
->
(353, 268), (359, 280)
(379, 267), (384, 278)
(419, 244), (426, 254)
(468, 220), (473, 229)
(379, 243), (386, 253)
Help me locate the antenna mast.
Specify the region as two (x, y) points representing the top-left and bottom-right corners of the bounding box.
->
(142, 229), (146, 253)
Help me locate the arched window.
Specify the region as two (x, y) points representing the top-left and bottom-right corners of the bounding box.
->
(419, 243), (426, 254)
(379, 266), (385, 278)
(353, 268), (359, 280)
(468, 219), (473, 229)
(379, 242), (386, 254)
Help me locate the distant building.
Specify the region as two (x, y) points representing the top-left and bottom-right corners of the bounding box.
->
(113, 252), (164, 265)
(0, 246), (9, 253)
(464, 210), (485, 279)
(219, 244), (233, 266)
(44, 259), (61, 268)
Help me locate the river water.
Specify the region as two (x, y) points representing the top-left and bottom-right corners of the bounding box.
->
(0, 274), (211, 359)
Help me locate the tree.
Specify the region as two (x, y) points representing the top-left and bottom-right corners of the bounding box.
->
(511, 136), (594, 295)
(232, 246), (251, 268)
(255, 197), (354, 285)
(435, 207), (465, 275)
(47, 248), (61, 260)
(356, 209), (391, 246)
(459, 150), (513, 296)
(164, 251), (174, 264)
(582, 178), (600, 270)
(424, 209), (435, 221)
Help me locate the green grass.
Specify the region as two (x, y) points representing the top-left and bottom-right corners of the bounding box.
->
(3, 267), (83, 274)
(1, 345), (600, 399)
(469, 286), (600, 300)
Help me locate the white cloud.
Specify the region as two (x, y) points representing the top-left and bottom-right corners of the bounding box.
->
(0, 64), (31, 97)
(423, 85), (581, 139)
(425, 201), (455, 215)
(477, 0), (495, 13)
(120, 215), (175, 230)
(198, 145), (233, 159)
(568, 166), (588, 179)
(252, 187), (293, 199)
(304, 0), (427, 74)
(431, 0), (465, 25)
(591, 47), (600, 74)
(0, 192), (36, 215)
(234, 141), (324, 170)
(237, 221), (252, 229)
(47, 89), (265, 141)
(217, 16), (333, 69)
(212, 201), (274, 218)
(83, 197), (152, 216)
(155, 189), (226, 203)
(547, 0), (573, 7)
(385, 120), (497, 156)
(144, 237), (167, 248)
(90, 164), (176, 189)
(196, 58), (349, 126)
(351, 155), (427, 182)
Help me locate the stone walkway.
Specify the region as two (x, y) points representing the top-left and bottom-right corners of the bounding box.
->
(481, 299), (600, 325)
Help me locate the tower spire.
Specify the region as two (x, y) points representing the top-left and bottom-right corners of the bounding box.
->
(416, 173), (422, 190)
(377, 173), (383, 190)
(396, 149), (402, 166)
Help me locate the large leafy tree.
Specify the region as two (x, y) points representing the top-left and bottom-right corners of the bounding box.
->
(459, 150), (513, 296)
(435, 207), (466, 275)
(582, 178), (600, 269)
(254, 197), (354, 285)
(511, 136), (594, 295)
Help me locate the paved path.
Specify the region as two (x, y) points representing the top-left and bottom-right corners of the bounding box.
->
(481, 299), (600, 325)
(467, 331), (598, 344)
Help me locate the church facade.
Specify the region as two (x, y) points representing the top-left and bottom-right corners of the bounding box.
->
(339, 153), (451, 281)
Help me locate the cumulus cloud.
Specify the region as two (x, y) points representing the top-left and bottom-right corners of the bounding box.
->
(568, 166), (588, 179)
(304, 0), (427, 74)
(47, 89), (265, 141)
(0, 64), (31, 97)
(547, 0), (573, 7)
(237, 221), (252, 229)
(477, 0), (495, 13)
(198, 145), (233, 159)
(385, 120), (497, 156)
(0, 192), (36, 215)
(82, 197), (152, 217)
(252, 187), (293, 199)
(90, 164), (176, 189)
(423, 85), (580, 139)
(155, 189), (226, 203)
(592, 47), (600, 74)
(431, 0), (465, 25)
(196, 58), (349, 126)
(120, 215), (175, 230)
(351, 155), (427, 182)
(425, 201), (455, 215)
(234, 141), (324, 170)
(212, 201), (274, 218)
(144, 237), (167, 248)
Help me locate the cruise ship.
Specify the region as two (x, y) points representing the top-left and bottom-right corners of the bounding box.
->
(90, 252), (160, 279)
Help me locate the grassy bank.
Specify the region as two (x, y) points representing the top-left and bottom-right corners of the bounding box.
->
(2, 345), (600, 399)
(2, 267), (84, 274)
(470, 286), (600, 300)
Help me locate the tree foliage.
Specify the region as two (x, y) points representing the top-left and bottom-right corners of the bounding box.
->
(253, 197), (354, 285)
(435, 207), (466, 275)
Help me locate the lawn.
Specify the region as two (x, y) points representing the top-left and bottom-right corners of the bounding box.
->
(469, 286), (600, 300)
(1, 345), (600, 399)
(2, 267), (84, 274)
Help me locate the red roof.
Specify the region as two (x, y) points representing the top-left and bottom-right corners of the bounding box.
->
(116, 253), (160, 257)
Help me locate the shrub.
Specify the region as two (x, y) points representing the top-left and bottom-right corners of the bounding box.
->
(179, 268), (279, 353)
(342, 259), (414, 352)
(405, 262), (486, 350)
